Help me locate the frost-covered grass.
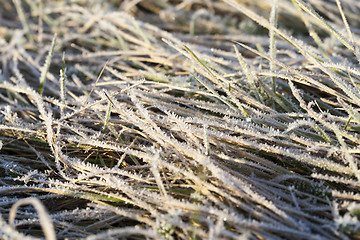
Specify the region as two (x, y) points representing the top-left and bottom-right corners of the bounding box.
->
(0, 0), (360, 239)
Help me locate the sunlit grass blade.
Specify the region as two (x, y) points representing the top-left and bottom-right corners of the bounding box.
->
(269, 0), (278, 92)
(39, 33), (57, 94)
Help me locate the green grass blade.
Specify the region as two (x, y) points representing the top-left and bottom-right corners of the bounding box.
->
(39, 33), (57, 94)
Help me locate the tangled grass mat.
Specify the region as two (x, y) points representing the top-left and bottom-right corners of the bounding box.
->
(1, 0), (360, 239)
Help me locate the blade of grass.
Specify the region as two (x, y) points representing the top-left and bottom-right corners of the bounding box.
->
(295, 0), (354, 52)
(59, 51), (66, 116)
(102, 101), (112, 133)
(9, 198), (56, 240)
(291, 0), (330, 60)
(84, 60), (109, 105)
(13, 0), (34, 44)
(269, 0), (278, 92)
(39, 33), (57, 94)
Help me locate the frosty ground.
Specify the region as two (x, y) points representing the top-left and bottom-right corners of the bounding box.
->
(0, 0), (360, 239)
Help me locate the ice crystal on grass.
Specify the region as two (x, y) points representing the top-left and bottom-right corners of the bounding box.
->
(0, 0), (360, 239)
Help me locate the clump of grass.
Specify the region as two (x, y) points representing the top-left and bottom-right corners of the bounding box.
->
(0, 0), (360, 239)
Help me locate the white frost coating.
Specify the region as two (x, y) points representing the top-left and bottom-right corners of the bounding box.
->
(2, 1), (360, 238)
